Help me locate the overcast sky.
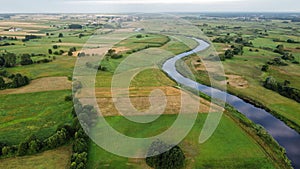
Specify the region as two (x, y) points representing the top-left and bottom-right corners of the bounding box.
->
(1, 0), (300, 13)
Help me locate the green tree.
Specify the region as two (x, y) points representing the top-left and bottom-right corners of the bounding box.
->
(68, 51), (73, 56)
(0, 77), (5, 89)
(58, 33), (64, 38)
(20, 54), (33, 65)
(146, 140), (185, 169)
(48, 49), (53, 54)
(53, 45), (58, 49)
(224, 49), (234, 59)
(73, 138), (88, 153)
(3, 53), (16, 67)
(17, 142), (28, 156)
(28, 140), (39, 154)
(0, 57), (4, 67)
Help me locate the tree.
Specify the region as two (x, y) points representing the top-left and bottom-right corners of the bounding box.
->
(274, 44), (285, 54)
(136, 34), (143, 38)
(20, 54), (33, 65)
(0, 77), (5, 89)
(58, 33), (63, 38)
(48, 49), (53, 54)
(0, 142), (6, 156)
(0, 57), (4, 67)
(146, 140), (185, 169)
(73, 138), (88, 153)
(69, 24), (83, 29)
(68, 51), (73, 56)
(11, 74), (29, 88)
(2, 53), (16, 67)
(17, 142), (28, 156)
(261, 64), (269, 72)
(224, 49), (234, 59)
(53, 45), (58, 49)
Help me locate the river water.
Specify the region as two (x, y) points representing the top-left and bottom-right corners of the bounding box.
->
(162, 38), (300, 169)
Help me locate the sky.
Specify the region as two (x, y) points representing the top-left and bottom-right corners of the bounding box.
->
(1, 0), (300, 13)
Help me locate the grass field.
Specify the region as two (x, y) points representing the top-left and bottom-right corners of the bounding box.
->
(0, 90), (73, 145)
(0, 145), (72, 169)
(87, 114), (276, 169)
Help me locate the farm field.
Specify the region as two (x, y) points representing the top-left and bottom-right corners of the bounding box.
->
(0, 90), (73, 145)
(87, 114), (277, 169)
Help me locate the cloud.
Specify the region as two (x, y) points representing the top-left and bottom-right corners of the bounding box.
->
(66, 0), (245, 4)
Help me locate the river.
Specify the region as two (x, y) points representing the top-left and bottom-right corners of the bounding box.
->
(162, 38), (300, 169)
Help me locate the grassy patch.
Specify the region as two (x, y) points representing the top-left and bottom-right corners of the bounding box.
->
(87, 114), (276, 169)
(0, 90), (73, 145)
(0, 145), (72, 169)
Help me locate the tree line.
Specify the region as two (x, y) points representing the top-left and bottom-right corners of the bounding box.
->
(0, 71), (30, 89)
(264, 76), (300, 103)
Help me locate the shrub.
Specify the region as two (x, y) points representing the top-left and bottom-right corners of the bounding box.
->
(146, 140), (185, 169)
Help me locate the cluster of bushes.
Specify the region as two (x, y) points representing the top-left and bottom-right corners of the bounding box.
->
(286, 39), (299, 44)
(212, 37), (232, 43)
(70, 128), (89, 169)
(69, 24), (83, 29)
(68, 47), (77, 56)
(0, 126), (74, 157)
(261, 64), (269, 72)
(0, 42), (15, 46)
(234, 37), (253, 47)
(264, 77), (300, 103)
(48, 48), (65, 55)
(0, 72), (30, 89)
(0, 36), (17, 41)
(105, 49), (123, 59)
(0, 52), (52, 67)
(73, 99), (98, 132)
(22, 35), (41, 42)
(212, 36), (253, 47)
(220, 45), (244, 61)
(146, 140), (185, 169)
(0, 52), (16, 67)
(267, 57), (288, 66)
(70, 99), (98, 169)
(85, 62), (107, 71)
(20, 54), (33, 65)
(272, 45), (298, 64)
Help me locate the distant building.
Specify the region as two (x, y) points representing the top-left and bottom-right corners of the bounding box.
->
(8, 27), (22, 32)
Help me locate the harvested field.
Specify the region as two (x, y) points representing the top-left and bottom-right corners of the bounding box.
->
(77, 87), (223, 116)
(0, 77), (71, 94)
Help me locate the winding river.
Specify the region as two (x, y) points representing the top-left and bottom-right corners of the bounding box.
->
(162, 38), (300, 169)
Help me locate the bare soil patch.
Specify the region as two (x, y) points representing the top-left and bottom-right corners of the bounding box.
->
(226, 74), (249, 89)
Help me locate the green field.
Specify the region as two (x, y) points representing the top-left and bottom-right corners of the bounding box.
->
(87, 114), (276, 169)
(0, 90), (73, 145)
(0, 145), (72, 169)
